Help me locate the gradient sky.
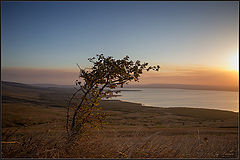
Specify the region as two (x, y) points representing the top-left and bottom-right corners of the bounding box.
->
(1, 1), (239, 86)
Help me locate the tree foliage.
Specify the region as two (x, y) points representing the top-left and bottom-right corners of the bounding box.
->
(66, 54), (160, 136)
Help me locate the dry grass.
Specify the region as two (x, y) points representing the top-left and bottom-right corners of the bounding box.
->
(2, 126), (238, 158)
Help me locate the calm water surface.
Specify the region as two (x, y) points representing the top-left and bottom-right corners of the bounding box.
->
(110, 88), (239, 112)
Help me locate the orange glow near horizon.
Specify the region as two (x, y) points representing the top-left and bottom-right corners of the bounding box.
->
(136, 66), (239, 88)
(2, 65), (239, 88)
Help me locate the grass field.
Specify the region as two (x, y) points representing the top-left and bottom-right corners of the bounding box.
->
(1, 81), (239, 158)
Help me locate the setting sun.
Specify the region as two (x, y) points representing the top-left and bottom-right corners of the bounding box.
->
(229, 52), (239, 71)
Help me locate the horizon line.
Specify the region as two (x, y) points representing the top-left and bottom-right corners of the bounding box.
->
(2, 80), (239, 92)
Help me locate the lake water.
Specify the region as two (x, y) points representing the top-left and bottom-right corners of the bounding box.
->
(110, 88), (239, 112)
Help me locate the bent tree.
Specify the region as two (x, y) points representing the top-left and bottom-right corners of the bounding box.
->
(66, 54), (160, 136)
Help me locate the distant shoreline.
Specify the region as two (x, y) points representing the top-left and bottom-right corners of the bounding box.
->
(124, 84), (239, 92)
(103, 99), (239, 113)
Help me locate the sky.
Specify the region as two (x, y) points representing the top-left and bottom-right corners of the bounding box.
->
(1, 1), (239, 87)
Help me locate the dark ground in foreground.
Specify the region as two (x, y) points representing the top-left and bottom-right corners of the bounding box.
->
(1, 81), (239, 158)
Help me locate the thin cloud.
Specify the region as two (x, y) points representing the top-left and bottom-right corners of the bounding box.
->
(2, 67), (80, 85)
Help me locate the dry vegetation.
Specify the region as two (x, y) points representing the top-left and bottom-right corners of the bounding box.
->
(1, 81), (239, 158)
